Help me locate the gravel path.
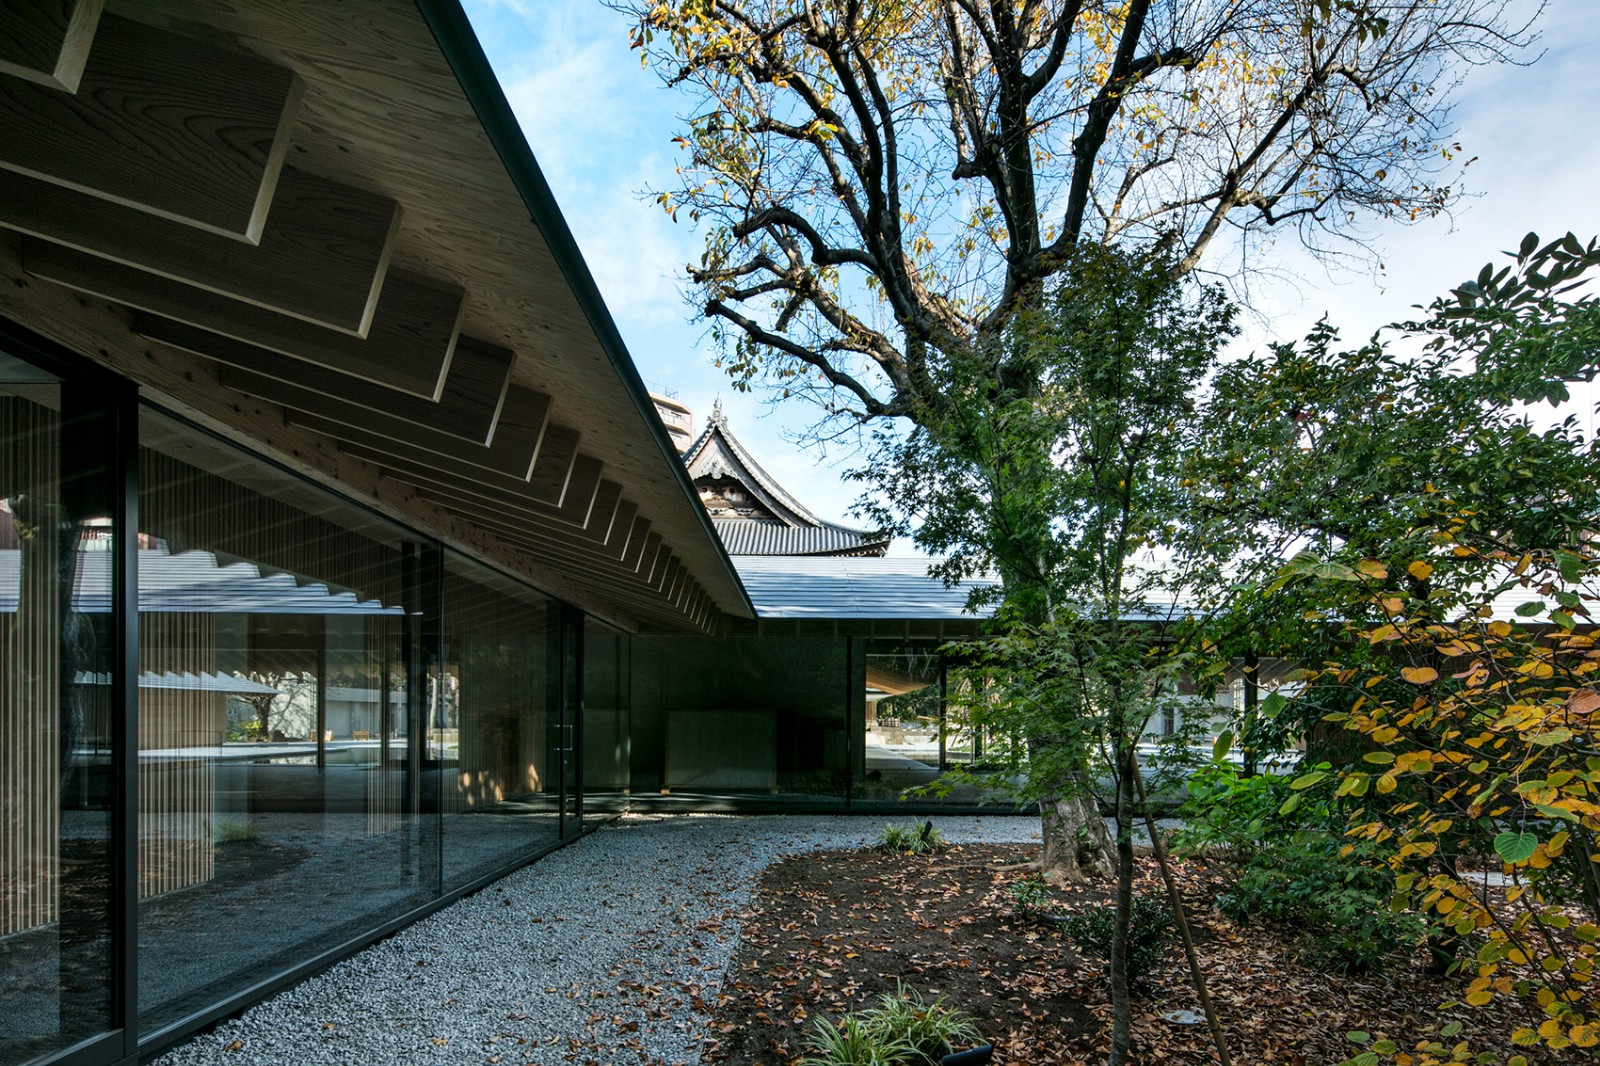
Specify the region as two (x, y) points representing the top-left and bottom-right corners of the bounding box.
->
(153, 813), (1043, 1066)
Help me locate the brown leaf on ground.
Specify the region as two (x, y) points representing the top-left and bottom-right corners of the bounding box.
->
(706, 844), (1553, 1066)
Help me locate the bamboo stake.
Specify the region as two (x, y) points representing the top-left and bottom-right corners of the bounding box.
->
(1131, 753), (1233, 1066)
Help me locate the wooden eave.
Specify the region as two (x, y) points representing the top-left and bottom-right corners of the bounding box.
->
(0, 0), (750, 633)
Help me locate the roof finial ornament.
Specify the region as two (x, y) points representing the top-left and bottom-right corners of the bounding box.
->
(711, 396), (725, 425)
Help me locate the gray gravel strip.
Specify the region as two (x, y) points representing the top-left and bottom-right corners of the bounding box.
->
(153, 813), (1042, 1066)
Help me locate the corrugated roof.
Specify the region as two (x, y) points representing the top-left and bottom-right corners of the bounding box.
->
(735, 556), (996, 620)
(0, 548), (400, 615)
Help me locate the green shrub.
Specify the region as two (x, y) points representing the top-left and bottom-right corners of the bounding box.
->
(1216, 837), (1422, 973)
(1058, 894), (1174, 994)
(1006, 873), (1052, 920)
(875, 821), (947, 856)
(800, 984), (982, 1066)
(212, 818), (258, 845)
(1173, 764), (1337, 858)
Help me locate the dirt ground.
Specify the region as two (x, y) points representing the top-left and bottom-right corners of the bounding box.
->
(704, 844), (1556, 1065)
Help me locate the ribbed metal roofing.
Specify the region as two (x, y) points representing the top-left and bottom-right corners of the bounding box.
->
(0, 549), (399, 615)
(734, 555), (997, 620)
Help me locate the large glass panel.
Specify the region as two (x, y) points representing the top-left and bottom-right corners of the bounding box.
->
(437, 553), (560, 888)
(582, 618), (629, 818)
(1, 354), (117, 1064)
(861, 641), (944, 802)
(136, 410), (432, 1032)
(632, 635), (848, 807)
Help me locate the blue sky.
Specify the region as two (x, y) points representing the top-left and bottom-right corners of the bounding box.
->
(463, 1), (1600, 553)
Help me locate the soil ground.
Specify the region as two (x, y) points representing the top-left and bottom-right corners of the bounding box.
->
(705, 843), (1555, 1065)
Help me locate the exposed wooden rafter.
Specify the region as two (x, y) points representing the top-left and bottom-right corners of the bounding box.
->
(215, 336), (515, 446)
(363, 449), (604, 529)
(0, 0), (104, 92)
(0, 167), (401, 334)
(21, 246), (466, 399)
(0, 13), (301, 240)
(287, 385), (554, 483)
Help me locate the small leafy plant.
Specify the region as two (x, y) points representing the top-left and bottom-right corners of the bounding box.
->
(801, 1013), (914, 1066)
(1006, 873), (1052, 920)
(800, 984), (982, 1066)
(868, 984), (983, 1062)
(875, 820), (948, 856)
(1059, 895), (1174, 993)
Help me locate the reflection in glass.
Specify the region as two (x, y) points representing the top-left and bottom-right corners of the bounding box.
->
(438, 553), (560, 888)
(135, 411), (430, 1032)
(1, 363), (116, 1065)
(632, 635), (847, 805)
(583, 617), (629, 817)
(861, 641), (944, 802)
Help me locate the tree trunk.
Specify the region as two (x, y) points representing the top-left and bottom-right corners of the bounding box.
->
(1039, 771), (1114, 881)
(1107, 748), (1137, 1066)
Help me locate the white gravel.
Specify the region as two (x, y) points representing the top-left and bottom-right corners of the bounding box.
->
(152, 813), (1043, 1066)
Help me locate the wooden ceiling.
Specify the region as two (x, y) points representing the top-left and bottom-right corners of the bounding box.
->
(0, 0), (751, 632)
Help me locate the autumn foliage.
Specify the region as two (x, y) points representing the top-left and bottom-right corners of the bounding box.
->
(1278, 522), (1600, 1062)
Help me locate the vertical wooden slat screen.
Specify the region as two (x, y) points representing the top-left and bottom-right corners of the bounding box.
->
(137, 612), (219, 898)
(0, 393), (60, 937)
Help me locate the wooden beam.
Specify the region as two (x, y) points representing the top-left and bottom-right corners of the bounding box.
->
(619, 517), (652, 572)
(21, 243), (464, 399)
(657, 557), (682, 597)
(216, 336), (515, 446)
(525, 425), (580, 503)
(607, 502), (638, 562)
(637, 533), (664, 581)
(0, 13), (302, 241)
(0, 0), (103, 92)
(588, 481), (624, 545)
(392, 476), (631, 549)
(290, 385), (555, 487)
(0, 167), (401, 334)
(435, 513), (670, 594)
(345, 447), (603, 528)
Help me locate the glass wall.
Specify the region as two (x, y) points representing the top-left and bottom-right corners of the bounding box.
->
(438, 553), (561, 888)
(860, 641), (944, 802)
(1, 353), (118, 1066)
(631, 635), (850, 806)
(134, 409), (434, 1032)
(0, 328), (648, 1066)
(583, 617), (630, 816)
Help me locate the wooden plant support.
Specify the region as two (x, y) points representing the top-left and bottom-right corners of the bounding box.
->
(1131, 754), (1234, 1066)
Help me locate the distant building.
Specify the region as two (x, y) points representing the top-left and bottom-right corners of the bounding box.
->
(650, 389), (694, 453)
(683, 400), (890, 557)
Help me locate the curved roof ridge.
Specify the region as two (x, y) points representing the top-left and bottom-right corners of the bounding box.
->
(687, 404), (825, 527)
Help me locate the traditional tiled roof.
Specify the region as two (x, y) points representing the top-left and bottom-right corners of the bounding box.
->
(681, 401), (889, 557)
(712, 520), (889, 557)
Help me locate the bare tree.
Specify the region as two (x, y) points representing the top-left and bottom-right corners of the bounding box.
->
(632, 0), (1539, 422)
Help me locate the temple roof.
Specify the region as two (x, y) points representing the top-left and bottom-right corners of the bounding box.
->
(682, 401), (889, 557)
